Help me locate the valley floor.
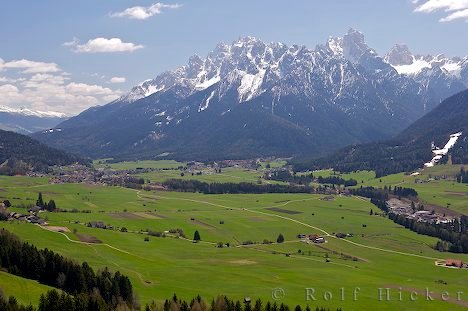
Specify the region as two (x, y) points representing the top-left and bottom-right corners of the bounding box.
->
(0, 165), (467, 310)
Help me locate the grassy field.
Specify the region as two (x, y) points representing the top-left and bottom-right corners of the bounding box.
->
(133, 165), (286, 185)
(92, 159), (286, 185)
(0, 173), (467, 310)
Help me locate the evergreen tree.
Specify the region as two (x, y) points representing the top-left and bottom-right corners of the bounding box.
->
(37, 192), (44, 208)
(46, 200), (57, 212)
(194, 230), (201, 241)
(277, 234), (285, 243)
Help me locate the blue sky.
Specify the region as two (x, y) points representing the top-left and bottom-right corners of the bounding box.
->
(0, 0), (467, 115)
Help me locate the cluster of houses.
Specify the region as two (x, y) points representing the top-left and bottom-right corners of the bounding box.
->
(297, 233), (326, 243)
(5, 206), (47, 225)
(386, 198), (453, 225)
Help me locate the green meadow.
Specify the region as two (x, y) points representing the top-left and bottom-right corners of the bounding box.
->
(0, 165), (467, 310)
(311, 165), (467, 215)
(136, 167), (271, 184)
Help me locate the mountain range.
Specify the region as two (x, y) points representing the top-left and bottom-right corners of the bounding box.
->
(33, 29), (468, 161)
(0, 106), (67, 134)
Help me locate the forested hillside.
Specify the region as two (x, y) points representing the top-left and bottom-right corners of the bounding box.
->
(0, 129), (88, 175)
(293, 89), (468, 176)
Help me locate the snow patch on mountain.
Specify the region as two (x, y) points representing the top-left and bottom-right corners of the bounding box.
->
(393, 57), (432, 75)
(199, 90), (215, 112)
(424, 132), (462, 168)
(195, 73), (220, 90)
(238, 69), (266, 102)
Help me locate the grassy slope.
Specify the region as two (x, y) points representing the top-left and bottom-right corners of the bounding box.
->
(0, 271), (54, 306)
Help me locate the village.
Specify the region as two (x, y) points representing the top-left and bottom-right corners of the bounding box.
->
(386, 198), (455, 225)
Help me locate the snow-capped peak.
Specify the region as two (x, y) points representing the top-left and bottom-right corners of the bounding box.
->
(0, 105), (67, 118)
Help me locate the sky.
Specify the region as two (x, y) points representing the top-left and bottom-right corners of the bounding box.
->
(0, 0), (467, 116)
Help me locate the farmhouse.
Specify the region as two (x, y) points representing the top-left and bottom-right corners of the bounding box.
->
(88, 221), (106, 229)
(27, 215), (46, 225)
(445, 259), (464, 268)
(308, 234), (325, 243)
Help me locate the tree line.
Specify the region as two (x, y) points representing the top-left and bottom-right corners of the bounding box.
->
(0, 229), (134, 309)
(388, 213), (468, 253)
(162, 179), (313, 194)
(0, 289), (342, 311)
(145, 294), (342, 311)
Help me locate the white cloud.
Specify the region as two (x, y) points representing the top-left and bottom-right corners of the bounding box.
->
(0, 84), (23, 104)
(109, 76), (126, 83)
(0, 76), (25, 83)
(413, 0), (468, 22)
(440, 8), (468, 21)
(62, 37), (79, 47)
(0, 57), (123, 115)
(0, 59), (61, 73)
(65, 82), (116, 96)
(65, 37), (144, 53)
(110, 2), (181, 20)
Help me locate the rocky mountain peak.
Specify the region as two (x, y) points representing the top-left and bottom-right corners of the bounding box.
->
(341, 28), (375, 63)
(385, 44), (413, 66)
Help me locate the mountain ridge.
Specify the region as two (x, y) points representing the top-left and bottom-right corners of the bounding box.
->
(0, 105), (68, 134)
